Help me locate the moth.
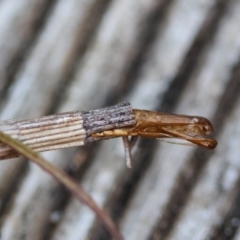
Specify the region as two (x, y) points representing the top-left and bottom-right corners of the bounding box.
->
(92, 109), (217, 168)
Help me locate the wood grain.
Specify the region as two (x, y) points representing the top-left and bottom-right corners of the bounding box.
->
(0, 0), (240, 239)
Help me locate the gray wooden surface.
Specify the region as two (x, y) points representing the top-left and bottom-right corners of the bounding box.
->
(0, 0), (240, 239)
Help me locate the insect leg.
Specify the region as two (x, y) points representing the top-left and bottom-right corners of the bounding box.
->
(161, 127), (217, 149)
(122, 136), (134, 168)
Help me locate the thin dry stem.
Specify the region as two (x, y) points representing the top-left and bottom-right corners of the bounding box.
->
(0, 131), (123, 240)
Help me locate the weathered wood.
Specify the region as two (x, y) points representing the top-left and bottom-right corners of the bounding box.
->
(0, 0), (52, 97)
(1, 0), (240, 239)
